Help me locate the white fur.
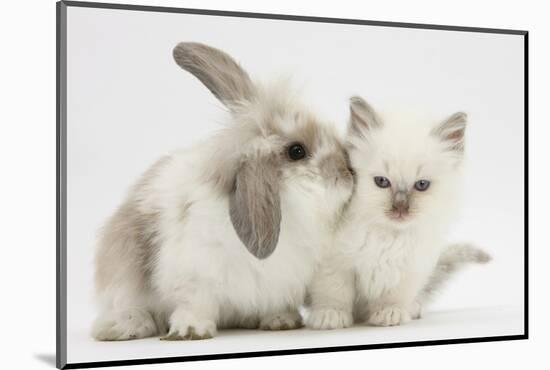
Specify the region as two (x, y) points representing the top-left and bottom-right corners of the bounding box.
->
(92, 42), (356, 340)
(153, 150), (335, 332)
(92, 84), (353, 340)
(307, 110), (464, 329)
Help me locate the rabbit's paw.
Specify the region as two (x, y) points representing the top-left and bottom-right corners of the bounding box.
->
(92, 309), (157, 341)
(306, 308), (353, 330)
(161, 311), (216, 341)
(239, 316), (260, 329)
(260, 311), (303, 330)
(368, 306), (411, 327)
(409, 301), (423, 320)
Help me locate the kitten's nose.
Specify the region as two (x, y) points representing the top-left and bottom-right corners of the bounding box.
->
(392, 191), (409, 214)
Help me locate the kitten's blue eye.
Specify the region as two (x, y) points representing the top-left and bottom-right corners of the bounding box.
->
(414, 179), (430, 191)
(374, 176), (391, 188)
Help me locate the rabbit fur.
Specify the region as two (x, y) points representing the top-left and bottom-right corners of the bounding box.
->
(91, 42), (355, 341)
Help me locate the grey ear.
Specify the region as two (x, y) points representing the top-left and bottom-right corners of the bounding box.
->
(349, 96), (381, 137)
(229, 154), (281, 259)
(432, 112), (467, 152)
(173, 42), (256, 106)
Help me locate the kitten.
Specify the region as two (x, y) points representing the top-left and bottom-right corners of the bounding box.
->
(306, 96), (489, 329)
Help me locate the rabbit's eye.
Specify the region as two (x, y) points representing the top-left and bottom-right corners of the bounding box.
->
(287, 143), (307, 161)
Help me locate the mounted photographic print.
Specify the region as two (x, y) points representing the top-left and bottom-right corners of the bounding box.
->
(57, 1), (528, 368)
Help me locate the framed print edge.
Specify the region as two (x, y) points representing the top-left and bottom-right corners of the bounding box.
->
(523, 31), (529, 340)
(61, 0), (527, 35)
(62, 335), (527, 369)
(56, 1), (529, 368)
(57, 1), (68, 369)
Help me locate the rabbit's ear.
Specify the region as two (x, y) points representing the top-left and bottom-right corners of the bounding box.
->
(173, 42), (255, 106)
(229, 153), (281, 260)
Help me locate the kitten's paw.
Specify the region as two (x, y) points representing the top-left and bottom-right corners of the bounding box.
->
(92, 309), (157, 341)
(161, 316), (216, 341)
(368, 306), (411, 327)
(409, 301), (423, 320)
(260, 311), (303, 330)
(306, 308), (353, 330)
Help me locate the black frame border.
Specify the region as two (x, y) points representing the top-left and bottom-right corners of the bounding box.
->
(56, 1), (529, 369)
(57, 1), (67, 369)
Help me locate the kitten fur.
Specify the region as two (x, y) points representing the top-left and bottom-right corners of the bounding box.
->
(418, 242), (491, 305)
(92, 43), (354, 341)
(306, 96), (490, 329)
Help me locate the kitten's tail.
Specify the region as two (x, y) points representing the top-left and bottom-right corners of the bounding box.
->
(418, 243), (492, 305)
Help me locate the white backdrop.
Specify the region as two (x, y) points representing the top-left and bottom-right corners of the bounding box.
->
(3, 0), (545, 369)
(63, 3), (525, 364)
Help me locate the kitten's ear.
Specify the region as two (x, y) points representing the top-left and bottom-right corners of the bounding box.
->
(348, 96), (381, 137)
(432, 112), (467, 152)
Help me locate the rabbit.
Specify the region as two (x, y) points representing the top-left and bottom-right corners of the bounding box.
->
(91, 42), (355, 341)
